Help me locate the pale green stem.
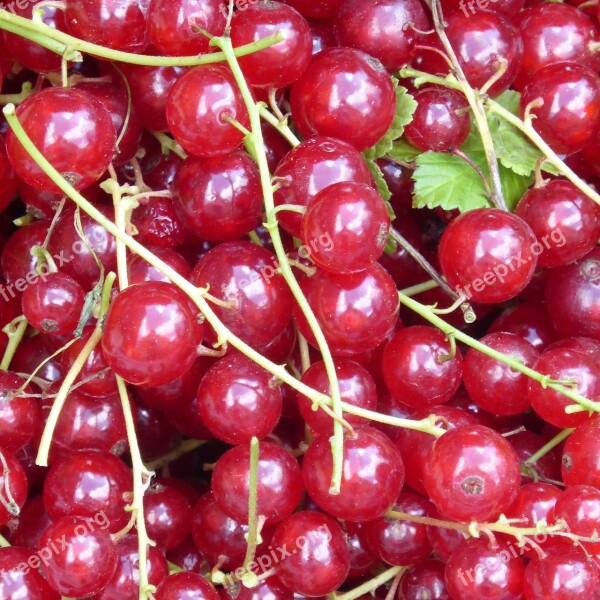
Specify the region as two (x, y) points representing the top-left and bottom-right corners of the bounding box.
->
(524, 428), (575, 466)
(334, 566), (406, 600)
(0, 317), (28, 370)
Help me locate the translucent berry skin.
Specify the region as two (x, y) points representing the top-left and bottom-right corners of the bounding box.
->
(1, 220), (49, 289)
(93, 534), (169, 600)
(463, 332), (538, 416)
(290, 47), (396, 151)
(273, 136), (372, 237)
(403, 87), (471, 152)
(303, 426), (405, 521)
(293, 264), (399, 357)
(0, 446), (27, 526)
(514, 3), (600, 91)
(42, 450), (132, 533)
(515, 179), (600, 268)
(221, 575), (292, 600)
(212, 441), (303, 525)
(399, 558), (449, 600)
(65, 0), (150, 53)
(101, 282), (203, 387)
(363, 492), (433, 566)
(6, 88), (116, 193)
(419, 11), (523, 97)
(423, 425), (521, 522)
(131, 197), (189, 250)
(381, 326), (463, 410)
(528, 348), (600, 428)
(523, 542), (600, 599)
(172, 152), (263, 242)
(191, 241), (293, 347)
(441, 0), (524, 16)
(521, 62), (600, 155)
(166, 65), (249, 157)
(128, 247), (191, 285)
(21, 272), (85, 336)
(197, 354), (282, 445)
(302, 181), (390, 274)
(154, 572), (220, 600)
(0, 134), (17, 212)
(284, 0), (343, 19)
(0, 371), (40, 452)
(334, 0), (429, 71)
(438, 208), (538, 304)
(544, 247), (600, 341)
(231, 1), (312, 88)
(38, 516), (118, 597)
(561, 417), (600, 488)
(0, 546), (60, 600)
(297, 359), (377, 436)
(147, 0), (226, 56)
(554, 485), (600, 550)
(271, 511), (350, 596)
(445, 538), (525, 600)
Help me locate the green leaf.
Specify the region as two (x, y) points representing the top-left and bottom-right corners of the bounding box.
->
(365, 159), (395, 220)
(499, 165), (533, 211)
(412, 151), (492, 212)
(363, 84), (417, 160)
(388, 138), (422, 162)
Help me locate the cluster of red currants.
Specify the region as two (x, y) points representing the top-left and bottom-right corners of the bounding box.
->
(0, 0), (597, 599)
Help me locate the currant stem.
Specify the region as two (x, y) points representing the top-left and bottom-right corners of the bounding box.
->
(334, 566), (406, 600)
(0, 534), (10, 547)
(211, 35), (346, 496)
(398, 279), (439, 297)
(0, 317), (28, 371)
(242, 437), (260, 586)
(116, 375), (156, 600)
(0, 10), (284, 67)
(524, 428), (575, 466)
(148, 131), (188, 160)
(258, 105), (301, 147)
(398, 292), (600, 414)
(145, 439), (206, 471)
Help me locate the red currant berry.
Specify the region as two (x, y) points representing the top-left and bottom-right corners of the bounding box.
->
(0, 371), (40, 452)
(155, 572), (220, 600)
(561, 417), (600, 488)
(0, 546), (59, 599)
(399, 558), (449, 600)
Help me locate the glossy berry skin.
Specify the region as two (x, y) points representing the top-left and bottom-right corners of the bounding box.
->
(303, 426), (405, 521)
(0, 546), (60, 600)
(438, 208), (538, 304)
(212, 441), (303, 525)
(528, 348), (600, 428)
(545, 247), (600, 341)
(0, 371), (40, 452)
(334, 0), (429, 71)
(419, 11), (523, 97)
(172, 152), (263, 242)
(38, 516), (118, 597)
(1, 220), (49, 289)
(65, 0), (150, 53)
(144, 480), (192, 551)
(273, 136), (372, 237)
(221, 576), (292, 600)
(293, 263), (399, 356)
(231, 2), (312, 88)
(395, 406), (477, 496)
(523, 542), (600, 599)
(197, 354), (282, 445)
(155, 572), (220, 600)
(514, 3), (600, 90)
(128, 247), (191, 285)
(0, 446), (27, 526)
(554, 485), (600, 550)
(506, 482), (561, 533)
(463, 332), (538, 416)
(521, 62), (600, 155)
(382, 326), (463, 410)
(21, 272), (85, 336)
(291, 47), (396, 151)
(441, 0), (524, 15)
(363, 492), (433, 566)
(445, 538), (525, 600)
(404, 88), (471, 152)
(191, 242), (293, 347)
(515, 179), (600, 268)
(399, 559), (449, 600)
(423, 425), (521, 522)
(147, 0), (226, 56)
(132, 197), (189, 250)
(42, 450), (132, 533)
(561, 417), (600, 488)
(167, 65), (249, 157)
(102, 282), (203, 387)
(297, 359), (377, 436)
(285, 0), (342, 19)
(0, 134), (17, 212)
(93, 534), (169, 600)
(271, 511), (350, 596)
(302, 181), (390, 274)
(6, 88), (116, 193)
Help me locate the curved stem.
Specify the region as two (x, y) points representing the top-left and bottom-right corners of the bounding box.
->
(399, 292), (600, 414)
(335, 566), (406, 600)
(211, 35), (346, 496)
(0, 317), (28, 371)
(524, 428), (574, 466)
(145, 439), (206, 471)
(0, 10), (283, 66)
(258, 105), (301, 147)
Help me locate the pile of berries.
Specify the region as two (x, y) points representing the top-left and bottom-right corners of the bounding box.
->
(0, 0), (597, 599)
